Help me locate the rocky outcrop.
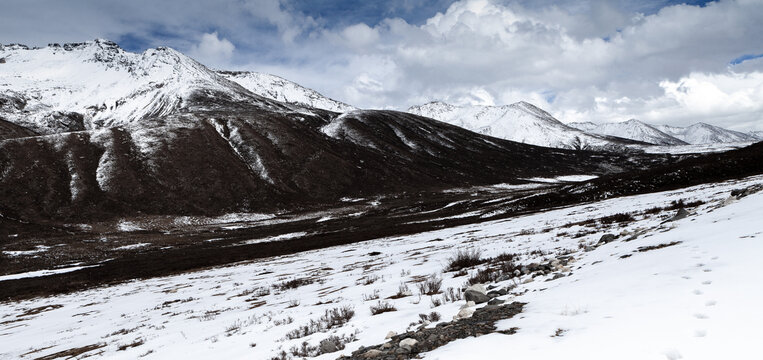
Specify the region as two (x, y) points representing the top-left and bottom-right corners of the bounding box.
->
(340, 302), (524, 359)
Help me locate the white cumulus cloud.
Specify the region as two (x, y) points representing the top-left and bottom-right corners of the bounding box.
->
(189, 32), (235, 68)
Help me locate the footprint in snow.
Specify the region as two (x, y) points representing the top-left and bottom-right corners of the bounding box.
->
(692, 289), (703, 295)
(694, 313), (709, 319)
(705, 300), (717, 307)
(701, 281), (712, 285)
(694, 329), (707, 337)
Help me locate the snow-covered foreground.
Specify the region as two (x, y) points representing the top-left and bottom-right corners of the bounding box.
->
(1, 176), (762, 360)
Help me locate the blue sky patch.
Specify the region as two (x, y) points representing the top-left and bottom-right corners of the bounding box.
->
(730, 53), (763, 66)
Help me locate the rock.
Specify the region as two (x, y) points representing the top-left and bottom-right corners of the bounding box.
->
(513, 269), (521, 277)
(466, 284), (487, 294)
(488, 298), (505, 305)
(495, 288), (508, 295)
(0, 58), (6, 64)
(669, 208), (690, 221)
(453, 307), (475, 320)
(381, 342), (392, 349)
(545, 273), (566, 281)
(731, 184), (763, 199)
(464, 289), (490, 304)
(396, 347), (410, 354)
(599, 234), (616, 244)
(522, 277), (534, 284)
(399, 338), (418, 350)
(319, 338), (338, 353)
(385, 331), (396, 339)
(521, 266), (530, 275)
(362, 349), (383, 358)
(460, 301), (476, 309)
(487, 291), (501, 298)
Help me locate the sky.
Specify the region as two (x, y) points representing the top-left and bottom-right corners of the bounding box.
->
(2, 0), (762, 131)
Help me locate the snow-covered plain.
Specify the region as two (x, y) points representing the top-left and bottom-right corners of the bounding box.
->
(1, 175), (762, 359)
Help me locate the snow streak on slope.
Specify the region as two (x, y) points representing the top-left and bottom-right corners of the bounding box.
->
(0, 40), (271, 134)
(407, 101), (638, 150)
(569, 119), (687, 146)
(657, 123), (760, 144)
(218, 71), (356, 113)
(2, 173), (760, 359)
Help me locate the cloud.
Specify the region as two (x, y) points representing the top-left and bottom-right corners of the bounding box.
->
(189, 32), (235, 68)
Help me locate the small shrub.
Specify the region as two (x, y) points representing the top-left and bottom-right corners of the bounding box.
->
(492, 252), (517, 262)
(453, 269), (468, 277)
(467, 268), (498, 285)
(117, 338), (145, 351)
(418, 312), (441, 324)
(284, 306), (355, 339)
(430, 296), (442, 307)
(417, 275), (442, 295)
(389, 283), (412, 299)
(358, 275), (380, 286)
(442, 287), (463, 302)
(445, 248), (485, 272)
(370, 301), (397, 315)
(275, 278), (314, 291)
(551, 328), (567, 337)
(289, 342), (318, 358)
(598, 213), (635, 225)
(286, 299), (300, 308)
(225, 320), (243, 335)
(270, 350), (290, 360)
(362, 290), (380, 301)
(285, 333), (358, 358)
(273, 316), (294, 326)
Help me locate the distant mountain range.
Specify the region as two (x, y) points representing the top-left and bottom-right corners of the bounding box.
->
(407, 101), (647, 151)
(655, 123), (760, 144)
(569, 120), (760, 145)
(568, 119), (688, 146)
(407, 100), (760, 148)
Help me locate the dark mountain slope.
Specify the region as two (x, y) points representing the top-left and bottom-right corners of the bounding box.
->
(0, 118), (37, 140)
(0, 93), (669, 224)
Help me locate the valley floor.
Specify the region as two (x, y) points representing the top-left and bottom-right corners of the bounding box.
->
(1, 175), (762, 359)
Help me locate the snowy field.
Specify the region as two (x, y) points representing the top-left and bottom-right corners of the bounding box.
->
(1, 175), (762, 359)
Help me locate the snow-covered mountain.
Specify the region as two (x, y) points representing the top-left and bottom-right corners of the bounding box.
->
(407, 101), (642, 150)
(0, 40), (292, 134)
(568, 119), (687, 146)
(218, 71), (356, 113)
(2, 40), (660, 223)
(656, 123), (761, 144)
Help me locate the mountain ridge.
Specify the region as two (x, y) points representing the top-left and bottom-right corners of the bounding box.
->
(407, 101), (647, 150)
(568, 119), (688, 146)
